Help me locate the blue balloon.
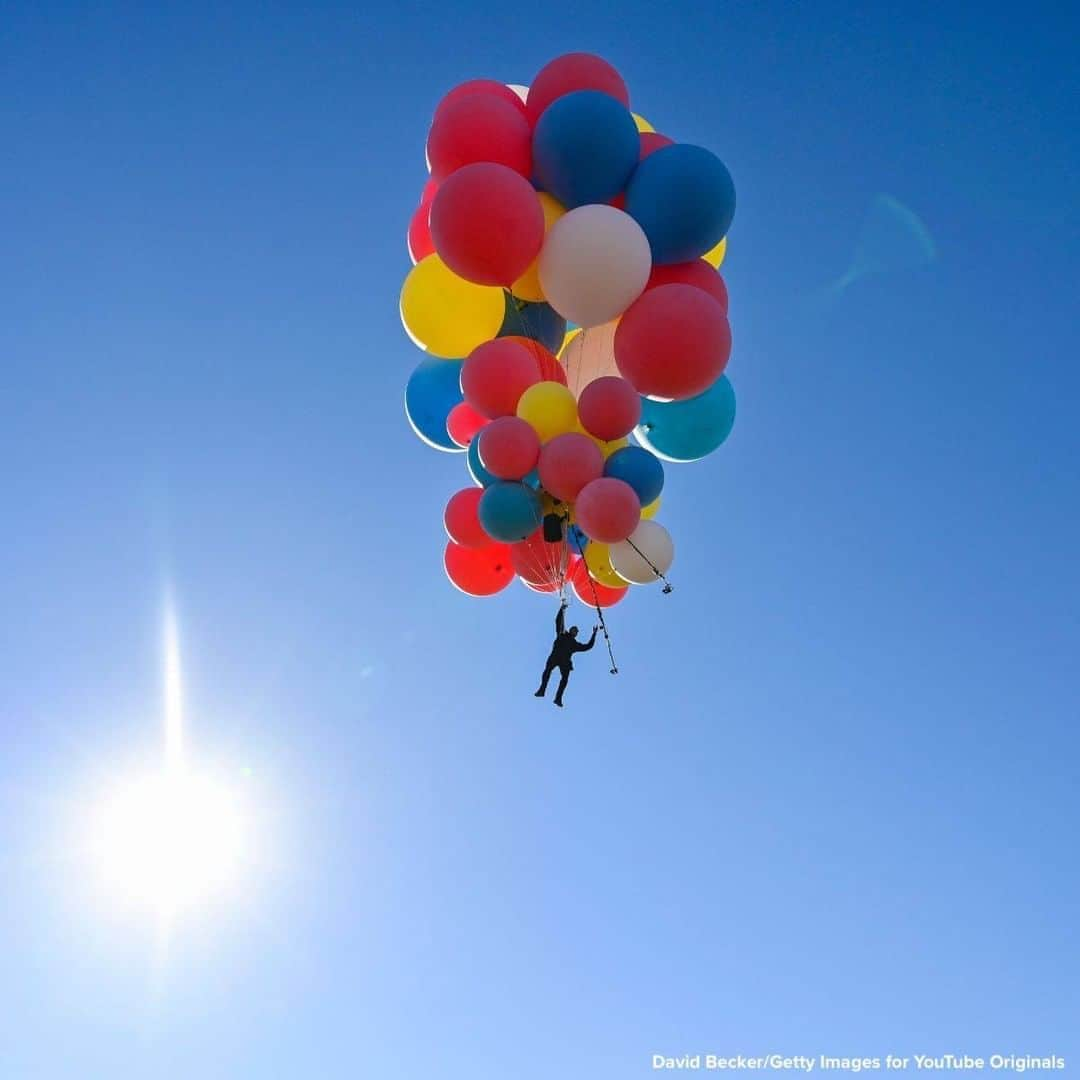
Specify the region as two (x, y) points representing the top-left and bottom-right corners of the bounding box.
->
(467, 434), (497, 487)
(634, 377), (736, 462)
(498, 294), (567, 355)
(604, 445), (665, 506)
(625, 144), (736, 264)
(567, 524), (590, 553)
(405, 359), (465, 453)
(478, 482), (543, 543)
(532, 90), (640, 208)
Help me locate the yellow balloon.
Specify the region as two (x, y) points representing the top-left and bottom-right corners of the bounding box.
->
(559, 327), (582, 357)
(703, 236), (727, 268)
(517, 381), (578, 443)
(400, 254), (505, 359)
(641, 495), (662, 519)
(511, 193), (567, 302)
(632, 113), (655, 133)
(600, 436), (629, 460)
(584, 542), (626, 589)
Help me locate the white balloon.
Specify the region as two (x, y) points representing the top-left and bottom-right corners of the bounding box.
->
(560, 320), (620, 398)
(539, 205), (651, 328)
(506, 83), (529, 103)
(610, 520), (674, 585)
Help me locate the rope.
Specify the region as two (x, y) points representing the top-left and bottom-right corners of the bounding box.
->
(569, 527), (619, 675)
(624, 536), (674, 593)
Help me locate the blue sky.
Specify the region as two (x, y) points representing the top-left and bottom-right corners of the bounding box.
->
(2, 1), (1078, 1076)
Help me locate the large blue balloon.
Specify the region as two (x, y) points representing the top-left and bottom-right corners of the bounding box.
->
(405, 359), (465, 453)
(625, 144), (736, 264)
(467, 434), (497, 487)
(634, 376), (736, 462)
(532, 90), (640, 208)
(478, 481), (543, 543)
(603, 445), (665, 505)
(498, 294), (566, 355)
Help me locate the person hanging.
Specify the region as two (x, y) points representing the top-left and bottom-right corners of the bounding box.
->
(534, 599), (598, 707)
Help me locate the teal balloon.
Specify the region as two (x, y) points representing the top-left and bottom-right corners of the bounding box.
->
(467, 435), (497, 487)
(634, 376), (736, 462)
(405, 359), (465, 453)
(603, 445), (664, 505)
(478, 481), (543, 543)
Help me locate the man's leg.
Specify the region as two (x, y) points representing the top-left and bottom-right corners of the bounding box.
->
(535, 658), (556, 697)
(553, 665), (571, 706)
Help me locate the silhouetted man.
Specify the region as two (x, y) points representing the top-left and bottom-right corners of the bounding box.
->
(534, 600), (598, 707)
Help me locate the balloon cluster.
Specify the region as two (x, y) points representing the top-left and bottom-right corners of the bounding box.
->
(401, 53), (739, 608)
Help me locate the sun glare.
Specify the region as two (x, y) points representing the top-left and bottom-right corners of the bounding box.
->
(94, 768), (247, 914)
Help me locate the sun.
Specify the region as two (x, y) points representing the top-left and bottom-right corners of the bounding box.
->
(93, 766), (248, 915)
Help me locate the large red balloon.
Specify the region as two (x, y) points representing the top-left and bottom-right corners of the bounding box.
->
(511, 529), (570, 588)
(427, 95), (532, 182)
(419, 177), (439, 205)
(461, 338), (549, 418)
(444, 540), (514, 596)
(478, 416), (541, 479)
(435, 79), (528, 121)
(447, 401), (488, 447)
(640, 132), (674, 159)
(577, 376), (642, 441)
(526, 53), (629, 125)
(569, 559), (628, 607)
(615, 284), (731, 400)
(644, 259), (728, 312)
(407, 202), (435, 263)
(429, 163), (545, 286)
(444, 488), (490, 548)
(497, 336), (567, 385)
(538, 432), (604, 502)
(574, 477), (641, 543)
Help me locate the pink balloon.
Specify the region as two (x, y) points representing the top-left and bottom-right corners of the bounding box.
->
(444, 488), (491, 548)
(574, 477), (641, 543)
(461, 338), (546, 418)
(426, 95), (532, 182)
(444, 540), (514, 596)
(447, 402), (488, 447)
(430, 163), (545, 286)
(577, 376), (642, 441)
(526, 53), (629, 125)
(435, 79), (528, 121)
(644, 259), (728, 312)
(615, 284), (731, 400)
(538, 432), (604, 502)
(639, 132), (674, 159)
(478, 416), (541, 479)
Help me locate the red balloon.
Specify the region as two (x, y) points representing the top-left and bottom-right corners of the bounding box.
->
(615, 284), (731, 400)
(497, 336), (567, 385)
(521, 575), (560, 594)
(435, 79), (529, 121)
(526, 53), (629, 124)
(426, 95), (532, 182)
(444, 540), (514, 596)
(639, 132), (674, 159)
(645, 260), (728, 312)
(407, 202), (435, 263)
(478, 416), (541, 479)
(461, 338), (548, 418)
(569, 559), (628, 607)
(447, 402), (488, 447)
(608, 192), (627, 210)
(538, 432), (604, 502)
(430, 163), (545, 286)
(511, 529), (570, 588)
(420, 178), (439, 205)
(574, 477), (641, 543)
(444, 488), (490, 548)
(577, 376), (642, 441)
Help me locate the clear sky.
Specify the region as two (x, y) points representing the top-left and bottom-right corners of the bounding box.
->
(2, 2), (1078, 1077)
